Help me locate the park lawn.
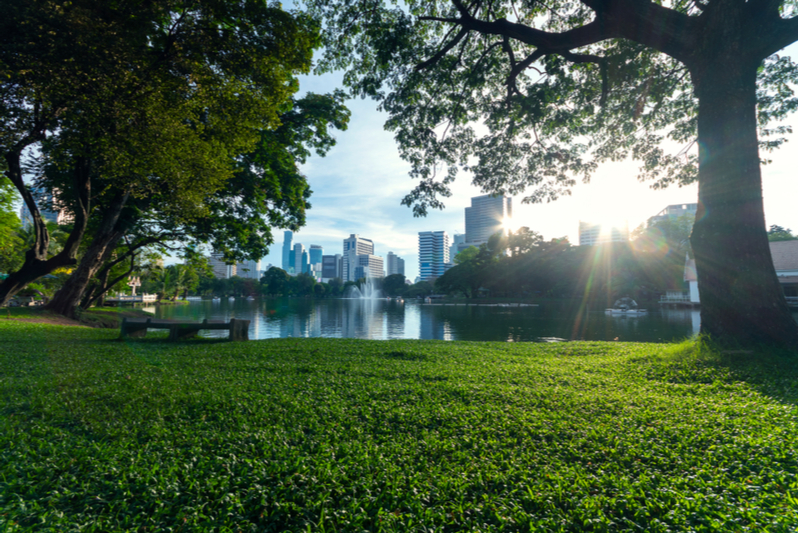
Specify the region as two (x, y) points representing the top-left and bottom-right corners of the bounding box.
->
(0, 320), (796, 532)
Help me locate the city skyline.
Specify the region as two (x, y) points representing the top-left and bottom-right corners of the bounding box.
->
(16, 50), (792, 284)
(257, 44), (797, 283)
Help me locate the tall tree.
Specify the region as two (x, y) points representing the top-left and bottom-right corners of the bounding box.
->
(0, 0), (323, 309)
(43, 89), (348, 316)
(307, 0), (797, 348)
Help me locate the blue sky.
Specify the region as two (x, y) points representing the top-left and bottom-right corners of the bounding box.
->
(261, 45), (798, 283)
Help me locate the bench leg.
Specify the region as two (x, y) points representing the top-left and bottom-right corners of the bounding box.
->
(120, 326), (147, 339)
(169, 325), (198, 341)
(228, 319), (250, 341)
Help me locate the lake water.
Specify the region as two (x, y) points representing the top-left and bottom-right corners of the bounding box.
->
(150, 298), (705, 343)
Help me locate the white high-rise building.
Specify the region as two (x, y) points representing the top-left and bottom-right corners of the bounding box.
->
(235, 259), (261, 279)
(342, 234), (375, 281)
(293, 243), (306, 275)
(209, 253), (235, 278)
(578, 221), (629, 246)
(386, 252), (405, 277)
(465, 194), (512, 245)
(418, 231), (450, 281)
(354, 255), (384, 280)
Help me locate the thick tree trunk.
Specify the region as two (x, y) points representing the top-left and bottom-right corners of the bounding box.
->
(0, 155), (90, 306)
(690, 58), (797, 349)
(82, 252), (136, 310)
(44, 192), (129, 317)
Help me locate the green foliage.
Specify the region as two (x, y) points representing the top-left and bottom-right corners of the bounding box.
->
(767, 224), (798, 241)
(261, 267), (292, 296)
(1, 0), (348, 306)
(632, 214), (695, 259)
(304, 0), (796, 214)
(438, 231), (685, 304)
(383, 273), (408, 297)
(405, 279), (435, 298)
(0, 177), (22, 273)
(0, 321), (796, 531)
(192, 91), (350, 263)
(454, 245), (480, 264)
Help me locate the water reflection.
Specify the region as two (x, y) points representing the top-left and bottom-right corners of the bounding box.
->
(155, 298), (706, 342)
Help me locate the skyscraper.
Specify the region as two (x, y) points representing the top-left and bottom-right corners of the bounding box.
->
(342, 234), (375, 281)
(464, 194), (512, 245)
(418, 231), (450, 281)
(309, 245), (323, 268)
(294, 243), (306, 275)
(209, 252), (234, 278)
(354, 255), (384, 280)
(282, 231), (293, 271)
(386, 252), (405, 277)
(235, 259), (261, 279)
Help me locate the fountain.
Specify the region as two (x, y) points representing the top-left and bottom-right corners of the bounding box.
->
(345, 275), (383, 299)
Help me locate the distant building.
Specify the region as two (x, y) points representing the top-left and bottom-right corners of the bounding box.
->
(386, 252), (405, 277)
(309, 245), (323, 266)
(578, 221), (629, 246)
(770, 240), (798, 301)
(342, 234), (375, 281)
(450, 233), (467, 260)
(19, 187), (74, 228)
(281, 231), (293, 271)
(648, 203), (698, 226)
(209, 253), (235, 278)
(294, 243), (306, 276)
(353, 254), (384, 280)
(235, 259), (261, 279)
(321, 254), (342, 281)
(418, 231), (450, 281)
(465, 194), (512, 245)
(682, 240), (798, 307)
(308, 245), (323, 276)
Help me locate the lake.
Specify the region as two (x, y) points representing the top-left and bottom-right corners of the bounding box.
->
(150, 298), (706, 343)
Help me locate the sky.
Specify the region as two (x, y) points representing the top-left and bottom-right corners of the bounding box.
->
(261, 45), (799, 283)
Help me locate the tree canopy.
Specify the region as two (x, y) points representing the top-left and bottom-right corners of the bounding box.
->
(0, 0), (349, 314)
(767, 224), (798, 241)
(305, 0), (798, 348)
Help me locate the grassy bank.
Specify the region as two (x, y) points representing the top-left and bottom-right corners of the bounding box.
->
(0, 321), (796, 532)
(2, 307), (153, 328)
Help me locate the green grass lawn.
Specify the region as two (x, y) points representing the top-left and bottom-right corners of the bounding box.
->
(0, 320), (796, 532)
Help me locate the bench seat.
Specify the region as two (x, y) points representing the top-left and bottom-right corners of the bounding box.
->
(120, 317), (250, 341)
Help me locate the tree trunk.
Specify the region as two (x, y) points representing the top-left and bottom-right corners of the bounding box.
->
(44, 192), (129, 317)
(0, 155), (90, 306)
(689, 57), (797, 349)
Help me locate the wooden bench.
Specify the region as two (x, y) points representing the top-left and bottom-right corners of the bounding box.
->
(120, 317), (250, 341)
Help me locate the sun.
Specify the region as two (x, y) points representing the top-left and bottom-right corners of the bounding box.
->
(502, 216), (520, 233)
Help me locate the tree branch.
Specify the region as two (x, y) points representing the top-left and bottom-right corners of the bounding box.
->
(753, 15), (798, 58)
(416, 27), (470, 70)
(434, 0), (698, 63)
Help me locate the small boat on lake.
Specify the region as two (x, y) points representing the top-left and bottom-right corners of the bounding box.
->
(605, 297), (648, 317)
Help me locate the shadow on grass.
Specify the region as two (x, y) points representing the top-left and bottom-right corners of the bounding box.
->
(628, 336), (798, 405)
